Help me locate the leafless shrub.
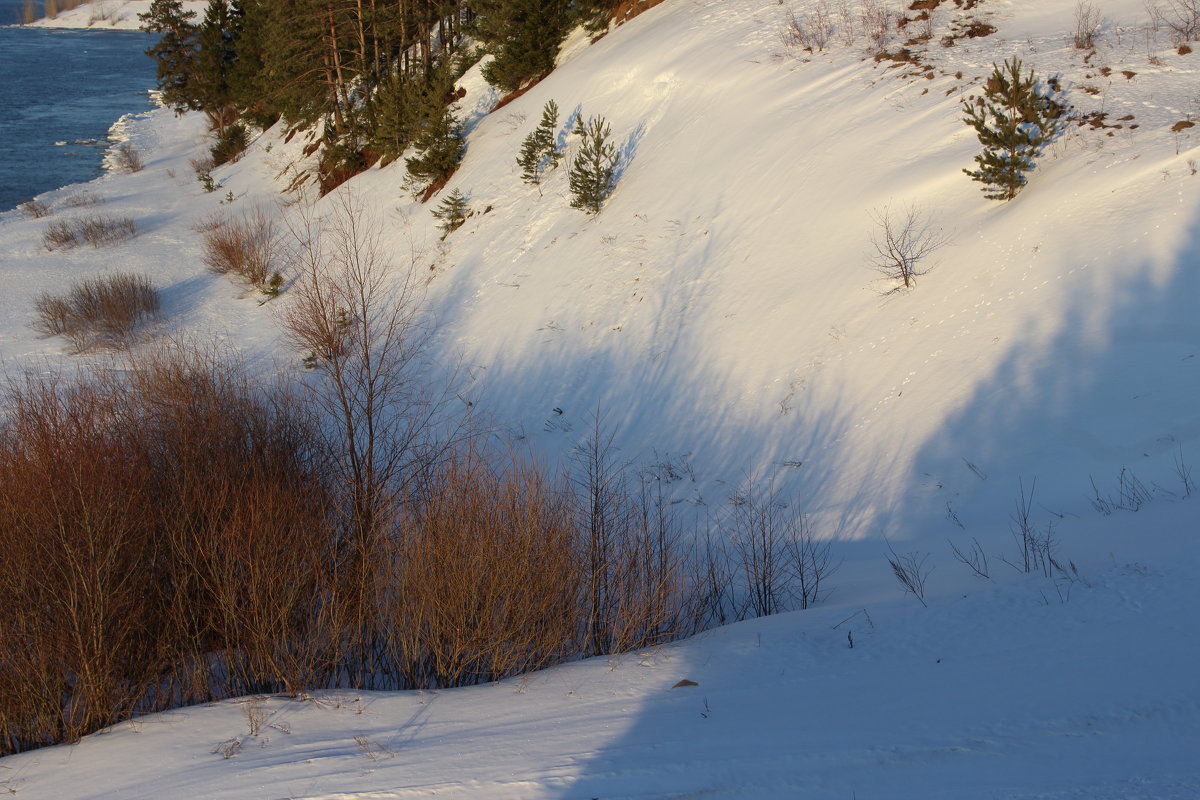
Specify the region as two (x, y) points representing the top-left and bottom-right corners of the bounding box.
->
(570, 414), (696, 657)
(885, 538), (931, 606)
(949, 537), (991, 579)
(31, 272), (159, 349)
(1174, 444), (1194, 496)
(354, 735), (394, 761)
(1074, 0), (1104, 48)
(214, 738), (242, 759)
(78, 214), (136, 247)
(112, 142), (143, 173)
(1160, 0), (1200, 42)
(781, 1), (836, 51)
(1003, 477), (1066, 577)
(836, 0), (858, 45)
(43, 214), (135, 250)
(689, 530), (737, 628)
(199, 207), (279, 289)
(384, 442), (582, 688)
(860, 0), (893, 49)
(42, 219), (78, 249)
(724, 479), (838, 619)
(243, 697), (266, 736)
(60, 191), (104, 208)
(88, 0), (113, 23)
(189, 155), (216, 176)
(17, 198), (51, 218)
(869, 203), (949, 292)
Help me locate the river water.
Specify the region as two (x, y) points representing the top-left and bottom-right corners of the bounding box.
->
(0, 0), (156, 211)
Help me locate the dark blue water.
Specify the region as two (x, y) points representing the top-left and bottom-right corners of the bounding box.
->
(0, 0), (157, 210)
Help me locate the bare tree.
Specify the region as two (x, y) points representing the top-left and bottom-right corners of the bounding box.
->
(868, 204), (950, 292)
(280, 190), (463, 682)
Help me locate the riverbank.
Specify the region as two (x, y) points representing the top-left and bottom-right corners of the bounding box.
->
(20, 0), (204, 30)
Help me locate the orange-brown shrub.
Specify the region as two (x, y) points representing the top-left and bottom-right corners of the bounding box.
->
(198, 207), (278, 289)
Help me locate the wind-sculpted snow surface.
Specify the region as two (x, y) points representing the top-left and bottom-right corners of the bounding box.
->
(0, 0), (1198, 794)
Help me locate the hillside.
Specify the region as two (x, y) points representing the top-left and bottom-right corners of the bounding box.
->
(0, 0), (1197, 795)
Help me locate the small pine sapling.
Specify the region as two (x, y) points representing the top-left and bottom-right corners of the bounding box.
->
(517, 134), (544, 185)
(261, 272), (284, 298)
(568, 115), (619, 215)
(962, 58), (1069, 201)
(534, 99), (562, 171)
(516, 99), (562, 186)
(432, 188), (469, 238)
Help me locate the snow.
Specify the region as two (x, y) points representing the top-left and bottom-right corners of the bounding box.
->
(1, 0), (1198, 795)
(23, 0), (206, 30)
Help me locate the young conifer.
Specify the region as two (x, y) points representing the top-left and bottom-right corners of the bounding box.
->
(516, 99), (562, 187)
(962, 58), (1068, 201)
(432, 189), (469, 238)
(568, 115), (619, 214)
(534, 99), (562, 169)
(517, 134), (544, 185)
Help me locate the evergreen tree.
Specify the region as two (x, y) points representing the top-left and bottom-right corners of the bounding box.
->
(473, 0), (570, 92)
(226, 0), (272, 127)
(432, 188), (469, 238)
(533, 99), (562, 169)
(516, 99), (561, 186)
(962, 58), (1068, 201)
(568, 115), (619, 214)
(517, 133), (543, 185)
(193, 0), (236, 132)
(139, 0), (199, 113)
(405, 106), (464, 196)
(367, 60), (453, 167)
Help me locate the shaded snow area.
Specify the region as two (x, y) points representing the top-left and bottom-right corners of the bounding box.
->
(22, 0), (206, 30)
(0, 0), (1198, 795)
(3, 504), (1199, 799)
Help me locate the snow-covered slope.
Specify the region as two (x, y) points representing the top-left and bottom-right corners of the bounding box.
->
(0, 0), (1197, 795)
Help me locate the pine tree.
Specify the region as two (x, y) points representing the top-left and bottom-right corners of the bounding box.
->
(962, 58), (1068, 201)
(568, 115), (619, 214)
(517, 133), (543, 185)
(226, 0), (271, 127)
(533, 99), (561, 169)
(473, 0), (570, 91)
(193, 0), (236, 132)
(516, 99), (561, 187)
(139, 0), (199, 113)
(432, 188), (469, 238)
(405, 107), (464, 196)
